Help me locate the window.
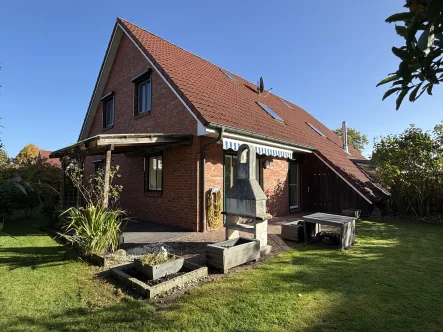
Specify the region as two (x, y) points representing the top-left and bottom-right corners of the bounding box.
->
(145, 155), (162, 191)
(280, 98), (293, 109)
(133, 71), (152, 116)
(93, 160), (104, 173)
(220, 68), (236, 81)
(257, 102), (284, 122)
(102, 93), (114, 128)
(289, 163), (300, 209)
(306, 122), (325, 137)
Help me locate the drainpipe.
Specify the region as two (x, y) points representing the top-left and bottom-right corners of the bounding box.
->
(200, 127), (224, 232)
(342, 121), (349, 153)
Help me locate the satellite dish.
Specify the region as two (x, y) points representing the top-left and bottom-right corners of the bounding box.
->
(259, 77), (265, 94)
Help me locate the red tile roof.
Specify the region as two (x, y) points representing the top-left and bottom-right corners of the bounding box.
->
(38, 150), (61, 168)
(118, 19), (388, 202)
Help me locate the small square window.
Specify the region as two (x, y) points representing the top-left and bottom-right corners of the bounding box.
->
(102, 94), (114, 128)
(145, 155), (162, 191)
(133, 71), (152, 116)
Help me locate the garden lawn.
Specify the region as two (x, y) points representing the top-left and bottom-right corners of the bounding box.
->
(1, 214), (443, 332)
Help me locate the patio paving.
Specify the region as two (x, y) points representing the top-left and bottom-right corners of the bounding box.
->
(122, 219), (193, 245)
(121, 214), (306, 267)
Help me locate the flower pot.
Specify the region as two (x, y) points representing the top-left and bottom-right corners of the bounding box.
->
(134, 255), (184, 280)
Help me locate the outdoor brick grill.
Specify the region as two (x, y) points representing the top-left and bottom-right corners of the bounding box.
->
(224, 144), (270, 250)
(206, 144), (270, 272)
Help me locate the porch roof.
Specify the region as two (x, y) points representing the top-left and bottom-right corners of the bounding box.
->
(49, 133), (193, 158)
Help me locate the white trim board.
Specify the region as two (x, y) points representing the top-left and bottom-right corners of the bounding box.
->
(314, 152), (373, 204)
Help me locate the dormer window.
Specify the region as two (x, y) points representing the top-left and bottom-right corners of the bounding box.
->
(133, 70), (152, 116)
(101, 92), (114, 128)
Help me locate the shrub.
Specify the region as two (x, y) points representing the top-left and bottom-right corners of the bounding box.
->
(372, 123), (443, 216)
(65, 163), (122, 210)
(63, 205), (127, 256)
(0, 159), (62, 219)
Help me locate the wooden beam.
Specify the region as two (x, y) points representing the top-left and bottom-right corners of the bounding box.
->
(76, 156), (85, 208)
(96, 135), (190, 146)
(103, 147), (112, 209)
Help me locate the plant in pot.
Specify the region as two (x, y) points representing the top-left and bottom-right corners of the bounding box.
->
(134, 246), (184, 280)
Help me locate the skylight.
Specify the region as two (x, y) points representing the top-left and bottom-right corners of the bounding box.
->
(257, 102), (284, 122)
(306, 122), (325, 136)
(280, 98), (293, 109)
(220, 69), (236, 81)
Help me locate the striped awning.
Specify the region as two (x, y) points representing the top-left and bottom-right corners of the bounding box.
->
(223, 138), (293, 159)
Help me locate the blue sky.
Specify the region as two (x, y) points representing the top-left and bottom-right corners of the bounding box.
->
(0, 0), (441, 158)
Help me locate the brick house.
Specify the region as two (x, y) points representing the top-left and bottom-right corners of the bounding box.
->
(51, 18), (389, 232)
(38, 150), (62, 168)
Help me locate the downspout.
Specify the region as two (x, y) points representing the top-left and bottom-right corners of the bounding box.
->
(200, 127), (224, 232)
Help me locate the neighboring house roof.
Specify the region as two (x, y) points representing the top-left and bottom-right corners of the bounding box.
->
(80, 18), (389, 203)
(38, 150), (61, 168)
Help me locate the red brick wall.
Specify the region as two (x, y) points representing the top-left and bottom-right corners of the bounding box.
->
(263, 158), (289, 217)
(88, 34), (196, 137)
(83, 33), (201, 231)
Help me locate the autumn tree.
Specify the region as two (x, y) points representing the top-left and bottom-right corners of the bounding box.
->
(378, 0), (443, 109)
(0, 149), (9, 169)
(333, 127), (369, 152)
(15, 144), (39, 165)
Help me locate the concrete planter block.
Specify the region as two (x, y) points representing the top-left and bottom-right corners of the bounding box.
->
(110, 261), (208, 299)
(206, 237), (260, 273)
(134, 255), (184, 280)
(281, 221), (304, 242)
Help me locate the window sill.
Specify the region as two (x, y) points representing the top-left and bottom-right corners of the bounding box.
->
(134, 111), (151, 120)
(144, 191), (162, 198)
(102, 125), (114, 132)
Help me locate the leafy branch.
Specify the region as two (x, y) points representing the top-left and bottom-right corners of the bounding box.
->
(378, 0), (443, 109)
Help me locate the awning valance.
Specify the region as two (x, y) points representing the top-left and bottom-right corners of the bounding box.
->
(223, 138), (293, 159)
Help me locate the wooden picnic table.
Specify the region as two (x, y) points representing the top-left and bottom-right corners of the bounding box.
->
(302, 212), (356, 249)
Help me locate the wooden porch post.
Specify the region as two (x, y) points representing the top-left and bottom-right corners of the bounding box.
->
(61, 159), (66, 211)
(103, 147), (112, 209)
(76, 156), (85, 208)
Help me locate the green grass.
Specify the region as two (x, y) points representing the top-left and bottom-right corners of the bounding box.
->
(1, 213), (443, 331)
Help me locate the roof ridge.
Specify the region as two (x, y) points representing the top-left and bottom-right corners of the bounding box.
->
(118, 18), (229, 73)
(117, 18), (265, 94)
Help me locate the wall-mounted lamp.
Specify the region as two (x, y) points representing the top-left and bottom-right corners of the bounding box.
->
(263, 160), (271, 169)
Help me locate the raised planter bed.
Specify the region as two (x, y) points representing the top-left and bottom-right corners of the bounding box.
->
(206, 237), (260, 273)
(134, 255), (184, 280)
(110, 261), (208, 299)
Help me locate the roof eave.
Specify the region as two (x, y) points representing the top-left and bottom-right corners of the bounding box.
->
(206, 122), (315, 152)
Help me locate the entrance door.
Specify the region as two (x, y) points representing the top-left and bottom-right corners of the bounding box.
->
(289, 163), (300, 210)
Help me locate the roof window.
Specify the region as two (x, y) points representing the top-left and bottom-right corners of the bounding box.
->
(220, 69), (236, 81)
(280, 98), (293, 109)
(306, 122), (325, 136)
(257, 102), (284, 122)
